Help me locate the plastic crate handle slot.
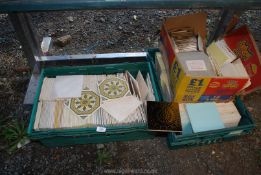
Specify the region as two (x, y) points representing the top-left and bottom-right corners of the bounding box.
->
(197, 137), (224, 145)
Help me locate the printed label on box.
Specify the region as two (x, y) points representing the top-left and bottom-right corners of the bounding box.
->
(198, 95), (232, 102)
(175, 76), (211, 102)
(204, 78), (248, 96)
(224, 25), (261, 93)
(170, 59), (188, 100)
(186, 60), (207, 71)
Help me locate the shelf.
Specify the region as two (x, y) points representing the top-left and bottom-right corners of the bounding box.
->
(1, 0), (261, 12)
(23, 52), (148, 106)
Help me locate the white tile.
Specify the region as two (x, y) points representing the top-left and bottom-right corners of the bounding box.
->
(101, 96), (142, 122)
(54, 75), (83, 99)
(216, 102), (241, 128)
(146, 73), (155, 101)
(136, 71), (149, 101)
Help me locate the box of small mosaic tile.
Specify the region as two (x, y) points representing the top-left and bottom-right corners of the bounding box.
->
(27, 61), (161, 146)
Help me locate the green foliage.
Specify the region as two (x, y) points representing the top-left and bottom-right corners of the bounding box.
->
(96, 148), (112, 166)
(0, 117), (8, 130)
(1, 119), (28, 153)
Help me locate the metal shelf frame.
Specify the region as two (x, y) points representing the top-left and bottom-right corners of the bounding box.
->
(1, 0), (261, 106)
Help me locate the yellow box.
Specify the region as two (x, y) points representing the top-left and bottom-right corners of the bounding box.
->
(159, 12), (251, 103)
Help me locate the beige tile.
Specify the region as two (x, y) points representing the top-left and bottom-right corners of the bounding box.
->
(136, 71), (149, 101)
(54, 75), (83, 99)
(39, 78), (55, 101)
(101, 96), (142, 122)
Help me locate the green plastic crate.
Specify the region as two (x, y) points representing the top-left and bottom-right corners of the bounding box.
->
(146, 49), (255, 149)
(27, 61), (161, 146)
(167, 97), (255, 149)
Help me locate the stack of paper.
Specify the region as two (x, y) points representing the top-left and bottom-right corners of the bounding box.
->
(176, 51), (216, 77)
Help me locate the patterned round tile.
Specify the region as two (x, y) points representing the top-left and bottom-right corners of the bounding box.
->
(70, 91), (100, 115)
(99, 77), (128, 99)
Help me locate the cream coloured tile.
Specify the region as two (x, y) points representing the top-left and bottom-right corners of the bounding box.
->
(101, 96), (142, 122)
(136, 71), (149, 101)
(39, 78), (55, 101)
(54, 75), (83, 99)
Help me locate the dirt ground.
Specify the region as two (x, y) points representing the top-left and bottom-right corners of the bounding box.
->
(0, 9), (260, 175)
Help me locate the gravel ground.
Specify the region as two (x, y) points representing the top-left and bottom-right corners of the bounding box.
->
(0, 9), (260, 175)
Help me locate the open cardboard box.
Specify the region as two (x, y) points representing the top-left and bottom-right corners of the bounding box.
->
(147, 49), (255, 143)
(159, 12), (261, 103)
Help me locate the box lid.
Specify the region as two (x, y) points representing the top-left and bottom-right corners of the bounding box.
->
(163, 12), (207, 43)
(161, 12), (207, 68)
(224, 25), (261, 94)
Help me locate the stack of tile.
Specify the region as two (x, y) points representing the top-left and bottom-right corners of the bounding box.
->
(178, 104), (193, 135)
(216, 102), (242, 128)
(169, 27), (203, 53)
(147, 101), (182, 132)
(176, 51), (216, 77)
(34, 71), (155, 130)
(207, 39), (250, 86)
(155, 52), (172, 102)
(207, 40), (251, 90)
(185, 102), (225, 133)
(179, 102), (242, 135)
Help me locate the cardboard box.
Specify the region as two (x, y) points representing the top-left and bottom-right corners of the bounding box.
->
(224, 25), (261, 94)
(160, 12), (260, 103)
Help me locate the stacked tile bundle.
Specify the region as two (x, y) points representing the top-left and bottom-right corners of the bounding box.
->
(34, 71), (155, 130)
